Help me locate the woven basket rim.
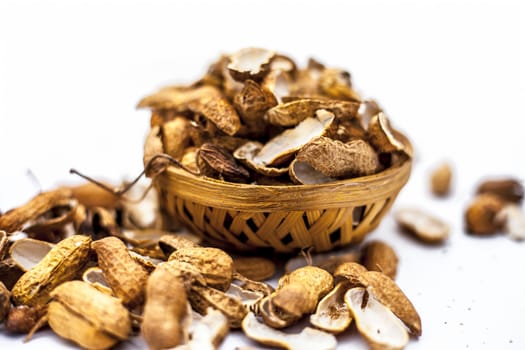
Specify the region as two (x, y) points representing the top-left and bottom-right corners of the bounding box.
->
(156, 158), (412, 212)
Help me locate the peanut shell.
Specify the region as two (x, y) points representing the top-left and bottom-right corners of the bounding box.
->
(0, 188), (72, 233)
(48, 301), (118, 350)
(476, 178), (523, 204)
(233, 257), (275, 282)
(162, 116), (191, 160)
(430, 162), (453, 197)
(360, 240), (399, 279)
(91, 237), (149, 307)
(169, 247), (233, 291)
(296, 137), (379, 178)
(266, 99), (359, 127)
(465, 193), (506, 235)
(11, 235), (91, 306)
(142, 262), (190, 349)
(51, 281), (131, 340)
(189, 284), (247, 328)
(137, 85), (241, 136)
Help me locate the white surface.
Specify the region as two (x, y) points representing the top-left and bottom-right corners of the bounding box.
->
(1, 1), (524, 349)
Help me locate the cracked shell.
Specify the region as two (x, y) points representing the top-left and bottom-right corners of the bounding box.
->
(310, 281), (352, 334)
(396, 208), (449, 244)
(227, 48), (275, 82)
(253, 109), (335, 167)
(242, 312), (337, 350)
(137, 85), (241, 136)
(345, 287), (409, 350)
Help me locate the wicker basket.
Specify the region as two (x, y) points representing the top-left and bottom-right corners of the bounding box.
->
(154, 158), (411, 253)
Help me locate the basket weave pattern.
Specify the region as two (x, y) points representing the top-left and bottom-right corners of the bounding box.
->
(156, 160), (411, 253)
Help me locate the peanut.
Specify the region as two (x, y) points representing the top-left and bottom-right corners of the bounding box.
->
(267, 266), (333, 327)
(169, 247), (233, 291)
(142, 261), (191, 350)
(48, 280), (131, 350)
(11, 235), (91, 306)
(91, 237), (149, 308)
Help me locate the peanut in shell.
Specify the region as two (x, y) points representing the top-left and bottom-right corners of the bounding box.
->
(169, 247), (233, 291)
(11, 235), (91, 306)
(465, 193), (506, 235)
(430, 162), (453, 197)
(142, 262), (190, 350)
(91, 236), (149, 308)
(360, 240), (398, 279)
(50, 281), (131, 340)
(296, 137), (379, 178)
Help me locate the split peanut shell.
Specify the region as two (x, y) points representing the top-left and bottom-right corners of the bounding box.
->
(345, 287), (409, 350)
(137, 85), (241, 136)
(242, 312), (337, 350)
(395, 208), (450, 244)
(227, 48), (275, 82)
(266, 99), (359, 127)
(310, 282), (352, 334)
(253, 109), (335, 167)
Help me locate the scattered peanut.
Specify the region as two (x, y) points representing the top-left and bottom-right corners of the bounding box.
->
(91, 236), (149, 307)
(142, 262), (191, 350)
(48, 281), (131, 350)
(430, 162), (452, 197)
(396, 208), (450, 244)
(11, 235), (91, 306)
(360, 240), (399, 279)
(476, 178), (523, 204)
(465, 193), (505, 235)
(0, 188), (72, 233)
(169, 247), (233, 291)
(265, 266), (333, 328)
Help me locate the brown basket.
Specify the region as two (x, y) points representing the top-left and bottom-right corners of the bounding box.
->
(154, 158), (411, 253)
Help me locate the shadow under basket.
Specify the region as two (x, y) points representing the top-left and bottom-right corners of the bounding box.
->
(154, 159), (412, 253)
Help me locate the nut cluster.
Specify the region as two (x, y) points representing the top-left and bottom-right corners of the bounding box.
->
(0, 182), (422, 349)
(139, 48), (412, 185)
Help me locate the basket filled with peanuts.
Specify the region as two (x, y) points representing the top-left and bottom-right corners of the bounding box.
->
(139, 48), (413, 253)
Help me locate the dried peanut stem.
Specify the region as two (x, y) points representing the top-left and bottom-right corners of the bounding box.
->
(70, 154), (200, 203)
(24, 314), (48, 343)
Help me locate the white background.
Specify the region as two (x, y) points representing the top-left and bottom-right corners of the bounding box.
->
(1, 1), (524, 349)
